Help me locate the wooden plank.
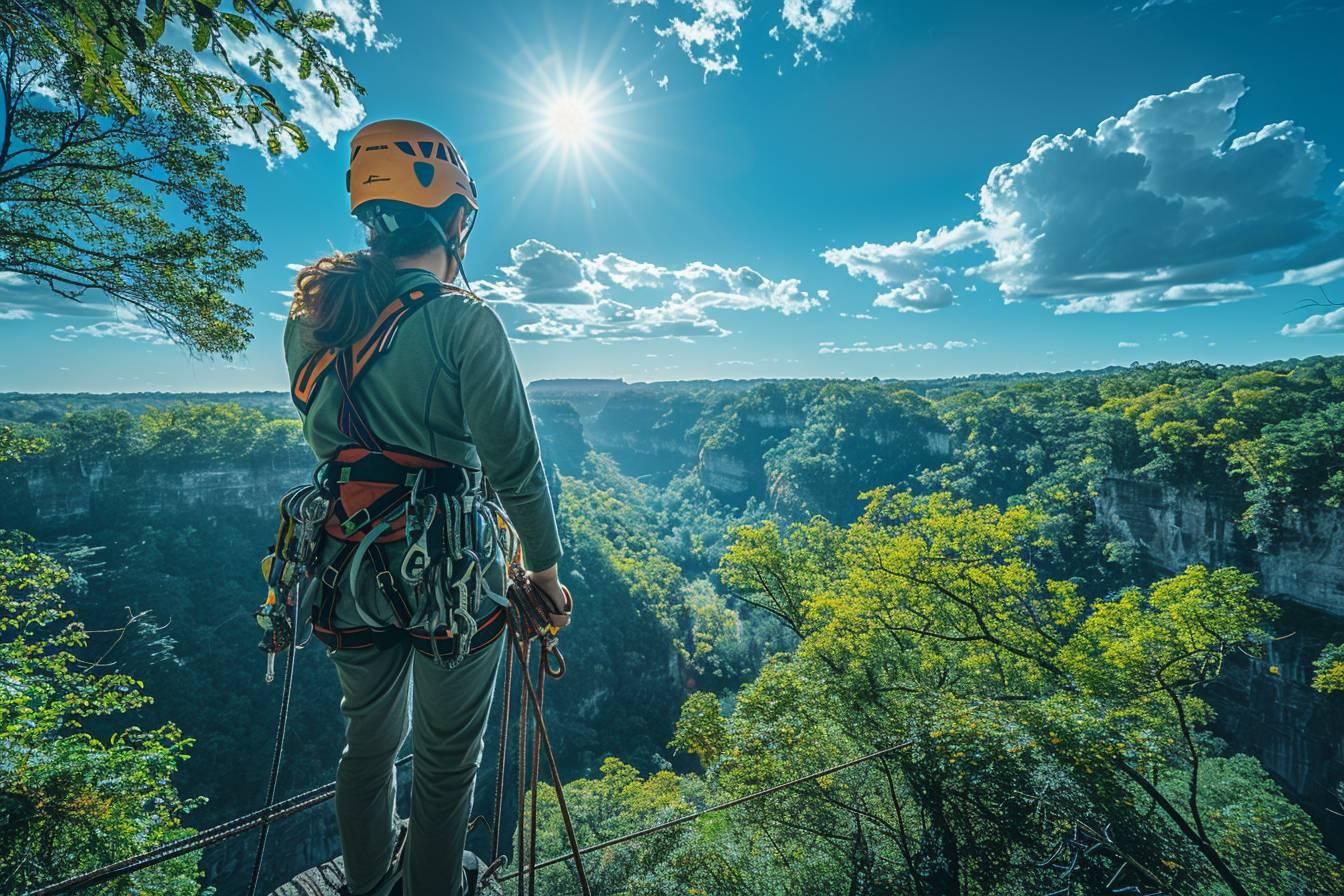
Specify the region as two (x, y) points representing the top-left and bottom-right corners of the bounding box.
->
(268, 857), (348, 896)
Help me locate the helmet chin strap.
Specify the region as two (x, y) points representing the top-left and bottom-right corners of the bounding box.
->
(440, 208), (475, 292)
(449, 242), (472, 293)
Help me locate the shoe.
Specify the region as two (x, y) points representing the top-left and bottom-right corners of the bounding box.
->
(339, 820), (409, 896)
(462, 851), (503, 896)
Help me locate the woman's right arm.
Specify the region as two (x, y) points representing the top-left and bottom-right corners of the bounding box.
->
(450, 300), (566, 586)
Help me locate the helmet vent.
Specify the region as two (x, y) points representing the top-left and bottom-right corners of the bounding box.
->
(418, 140), (435, 158)
(413, 162), (435, 188)
(435, 143), (449, 162)
(394, 141), (415, 156)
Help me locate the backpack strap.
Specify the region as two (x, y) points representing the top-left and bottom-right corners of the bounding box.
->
(291, 281), (458, 423)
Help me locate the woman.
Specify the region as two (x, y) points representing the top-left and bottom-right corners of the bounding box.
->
(283, 118), (570, 896)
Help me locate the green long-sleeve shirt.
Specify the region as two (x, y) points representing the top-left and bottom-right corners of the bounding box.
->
(283, 268), (562, 570)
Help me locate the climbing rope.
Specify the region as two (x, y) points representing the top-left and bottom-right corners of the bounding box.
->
(246, 602), (300, 896)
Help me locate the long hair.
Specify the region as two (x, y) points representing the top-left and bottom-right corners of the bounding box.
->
(291, 203), (464, 349)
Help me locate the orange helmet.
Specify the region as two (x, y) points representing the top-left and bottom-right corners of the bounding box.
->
(347, 119), (478, 235)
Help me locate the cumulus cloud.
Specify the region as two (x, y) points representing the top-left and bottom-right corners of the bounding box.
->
(1281, 306), (1344, 337)
(824, 74), (1344, 321)
(874, 277), (956, 313)
(822, 221), (986, 286)
(477, 240), (822, 342)
(211, 0), (394, 159)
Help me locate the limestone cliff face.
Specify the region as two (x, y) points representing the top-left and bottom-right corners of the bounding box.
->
(586, 392), (710, 482)
(1096, 474), (1344, 847)
(1095, 476), (1344, 618)
(2, 456), (309, 531)
(698, 447), (759, 498)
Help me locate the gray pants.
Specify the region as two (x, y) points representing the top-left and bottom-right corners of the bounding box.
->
(329, 634), (504, 896)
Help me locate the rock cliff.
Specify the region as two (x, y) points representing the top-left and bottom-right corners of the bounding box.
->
(1096, 475), (1344, 848)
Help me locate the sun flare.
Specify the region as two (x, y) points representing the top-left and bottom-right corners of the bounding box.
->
(473, 23), (673, 217)
(545, 92), (596, 146)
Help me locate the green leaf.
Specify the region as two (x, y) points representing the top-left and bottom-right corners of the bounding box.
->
(297, 53), (312, 81)
(282, 121), (308, 153)
(166, 77), (192, 114)
(106, 70), (140, 116)
(191, 22), (211, 52)
(220, 13), (256, 39)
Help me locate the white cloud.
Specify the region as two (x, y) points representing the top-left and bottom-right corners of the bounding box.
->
(655, 0), (749, 80)
(1055, 282), (1259, 314)
(874, 277), (956, 313)
(778, 0), (856, 65)
(51, 311), (172, 345)
(818, 340), (941, 354)
(1281, 306), (1344, 337)
(638, 1), (859, 77)
(210, 0), (394, 160)
(824, 75), (1344, 316)
(477, 240), (821, 342)
(0, 272), (118, 320)
(822, 221), (986, 286)
(1118, 341), (1140, 348)
(1275, 256), (1344, 287)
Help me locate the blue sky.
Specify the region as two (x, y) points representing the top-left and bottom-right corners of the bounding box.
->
(4, 0), (1344, 392)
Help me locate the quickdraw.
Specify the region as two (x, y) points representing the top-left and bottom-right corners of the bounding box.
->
(257, 485), (329, 681)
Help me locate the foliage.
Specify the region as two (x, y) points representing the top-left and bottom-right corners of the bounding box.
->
(1312, 644), (1344, 694)
(549, 491), (1342, 895)
(5, 0), (362, 153)
(670, 691), (727, 768)
(0, 531), (202, 894)
(764, 383), (942, 521)
(0, 423), (47, 461)
(0, 25), (265, 352)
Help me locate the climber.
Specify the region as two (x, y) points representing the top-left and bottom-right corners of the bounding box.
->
(282, 118), (571, 896)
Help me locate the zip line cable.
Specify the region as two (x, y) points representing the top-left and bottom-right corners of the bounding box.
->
(496, 740), (914, 883)
(25, 739), (913, 895)
(25, 754), (415, 896)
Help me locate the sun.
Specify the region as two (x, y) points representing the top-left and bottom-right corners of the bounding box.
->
(545, 91), (597, 146)
(471, 20), (676, 221)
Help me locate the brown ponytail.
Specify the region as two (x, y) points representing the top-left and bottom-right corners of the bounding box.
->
(291, 201), (467, 349)
(291, 250), (397, 349)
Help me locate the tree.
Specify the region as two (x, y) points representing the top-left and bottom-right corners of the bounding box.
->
(698, 489), (1344, 896)
(0, 1), (370, 352)
(0, 533), (202, 894)
(5, 1), (362, 151)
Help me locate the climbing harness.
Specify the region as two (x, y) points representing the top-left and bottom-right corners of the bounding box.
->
(287, 278), (515, 668)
